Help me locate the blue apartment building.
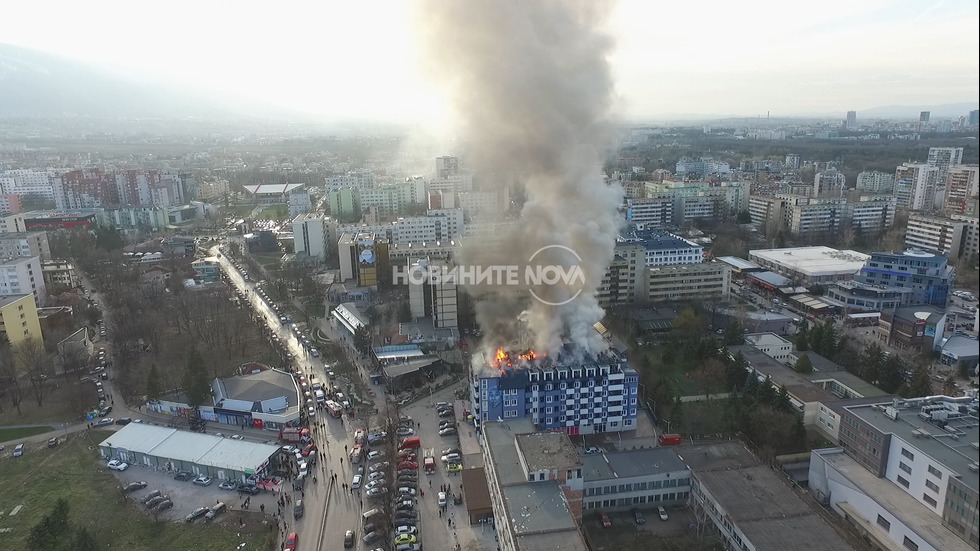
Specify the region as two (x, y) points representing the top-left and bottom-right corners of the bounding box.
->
(470, 347), (640, 435)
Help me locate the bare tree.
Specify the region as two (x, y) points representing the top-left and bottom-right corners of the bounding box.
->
(0, 341), (22, 414)
(16, 338), (52, 407)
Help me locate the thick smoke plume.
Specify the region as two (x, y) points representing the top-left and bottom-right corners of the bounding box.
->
(417, 0), (622, 359)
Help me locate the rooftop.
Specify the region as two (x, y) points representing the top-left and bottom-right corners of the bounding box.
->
(845, 396), (980, 493)
(515, 432), (580, 473)
(0, 293), (31, 308)
(502, 482), (585, 546)
(750, 246), (869, 276)
(814, 448), (974, 551)
(461, 467), (492, 513)
(243, 183), (305, 195)
(941, 334), (979, 359)
(689, 442), (853, 551)
(484, 419), (540, 487)
(618, 229), (701, 252)
(717, 256), (762, 271)
(729, 345), (839, 404)
(581, 448), (687, 482)
(100, 423), (280, 473)
(748, 271), (793, 287)
(745, 332), (793, 350)
(214, 369), (299, 413)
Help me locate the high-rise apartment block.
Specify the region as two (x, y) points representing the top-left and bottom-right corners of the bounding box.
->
(943, 165), (979, 214)
(824, 250), (953, 311)
(856, 171), (895, 194)
(894, 163), (939, 211)
(845, 110), (857, 129)
(904, 213), (969, 261)
(0, 255), (46, 306)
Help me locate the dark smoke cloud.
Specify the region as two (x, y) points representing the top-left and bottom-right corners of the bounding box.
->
(417, 0), (622, 359)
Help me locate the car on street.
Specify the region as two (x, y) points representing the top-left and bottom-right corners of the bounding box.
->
(193, 475), (213, 486)
(186, 507), (209, 522)
(47, 438), (59, 448)
(438, 427), (457, 436)
(366, 487), (388, 498)
(442, 448), (460, 455)
(107, 459), (129, 471)
(115, 418), (132, 425)
(396, 427), (415, 437)
(240, 484), (260, 495)
(446, 462), (462, 473)
(584, 446), (604, 454)
(173, 471), (193, 481)
(123, 481), (148, 492)
(368, 471), (386, 481)
(352, 474), (363, 489)
(394, 534), (418, 545)
(219, 480), (238, 490)
(285, 533), (298, 551)
(600, 512), (611, 527)
(369, 462), (389, 472)
(633, 509), (646, 524)
(438, 492), (447, 507)
(441, 452), (461, 462)
(95, 417), (114, 427)
(658, 506), (669, 521)
(367, 450), (384, 461)
(344, 529), (355, 548)
(395, 525), (418, 535)
(397, 461), (419, 471)
(230, 434), (244, 440)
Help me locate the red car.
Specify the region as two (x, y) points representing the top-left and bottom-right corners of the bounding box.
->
(301, 444), (318, 456)
(397, 461), (419, 471)
(600, 513), (611, 528)
(285, 532), (298, 550)
(397, 453), (417, 462)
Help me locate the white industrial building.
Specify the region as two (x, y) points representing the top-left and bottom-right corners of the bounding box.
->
(748, 246), (869, 286)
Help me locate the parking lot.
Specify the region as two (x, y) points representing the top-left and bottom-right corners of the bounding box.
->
(110, 464), (283, 526)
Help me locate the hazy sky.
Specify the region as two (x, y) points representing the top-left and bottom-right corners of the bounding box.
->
(4, 0), (978, 122)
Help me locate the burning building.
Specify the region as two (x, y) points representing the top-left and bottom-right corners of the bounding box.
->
(469, 345), (639, 435)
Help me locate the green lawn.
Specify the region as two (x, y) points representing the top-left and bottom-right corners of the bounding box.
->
(633, 344), (701, 396)
(0, 426), (54, 443)
(0, 430), (277, 551)
(220, 204), (258, 218)
(256, 204), (289, 221)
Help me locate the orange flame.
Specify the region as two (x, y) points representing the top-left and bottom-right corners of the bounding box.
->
(490, 347), (546, 370)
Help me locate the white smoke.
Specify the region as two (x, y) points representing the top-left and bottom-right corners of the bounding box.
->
(416, 0), (622, 358)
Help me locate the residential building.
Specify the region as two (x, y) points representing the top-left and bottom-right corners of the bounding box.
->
(814, 169), (846, 196)
(875, 306), (947, 353)
(927, 147), (964, 188)
(824, 250), (954, 311)
(0, 293), (44, 346)
(943, 165), (979, 215)
(748, 194), (788, 231)
(581, 448), (690, 512)
(644, 262), (730, 303)
(0, 194), (22, 214)
(0, 232), (51, 261)
(113, 170), (184, 206)
(856, 171), (895, 194)
(324, 170), (375, 192)
(435, 156), (460, 178)
(482, 419), (589, 551)
(748, 247), (868, 286)
(406, 257), (458, 329)
(845, 195), (897, 234)
(457, 189), (509, 216)
(469, 345), (640, 435)
(328, 187), (360, 217)
(674, 156), (730, 179)
(787, 197), (845, 239)
(0, 169), (57, 203)
(193, 179), (229, 202)
(686, 441), (855, 551)
(950, 213), (979, 264)
(287, 188), (312, 218)
(621, 228), (703, 267)
(643, 181), (750, 224)
(426, 208), (465, 239)
(784, 153), (801, 170)
(744, 332), (793, 362)
(812, 396), (979, 549)
(905, 213), (968, 261)
(50, 169), (116, 208)
(846, 110), (857, 129)
(95, 206), (168, 231)
(41, 260), (80, 289)
(292, 213), (330, 262)
(894, 163), (940, 211)
(0, 256), (45, 306)
(624, 196), (672, 227)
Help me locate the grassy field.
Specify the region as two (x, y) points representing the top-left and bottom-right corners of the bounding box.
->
(632, 344), (701, 396)
(0, 429), (277, 551)
(220, 204), (259, 218)
(0, 426), (54, 443)
(0, 380), (99, 427)
(256, 204), (289, 220)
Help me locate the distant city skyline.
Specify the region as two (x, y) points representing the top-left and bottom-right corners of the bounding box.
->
(2, 0), (977, 124)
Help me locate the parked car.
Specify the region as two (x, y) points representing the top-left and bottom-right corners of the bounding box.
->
(124, 481), (148, 492)
(633, 509), (646, 524)
(145, 495), (167, 508)
(442, 448), (460, 455)
(600, 512), (611, 527)
(47, 438), (59, 448)
(437, 492), (447, 507)
(240, 484), (261, 495)
(218, 480), (238, 490)
(394, 511), (419, 521)
(369, 462), (390, 473)
(441, 452), (461, 462)
(156, 499), (174, 511)
(396, 500), (414, 511)
(173, 471), (193, 481)
(107, 459), (129, 471)
(394, 534), (418, 545)
(658, 506), (669, 521)
(395, 525), (418, 535)
(192, 475), (213, 486)
(397, 462), (419, 471)
(185, 507), (209, 522)
(368, 471), (386, 481)
(285, 533), (298, 551)
(438, 427), (457, 436)
(95, 417), (114, 427)
(142, 490), (162, 503)
(352, 474), (363, 489)
(362, 531), (381, 544)
(367, 450), (384, 461)
(446, 462), (462, 473)
(365, 487), (388, 498)
(344, 529), (355, 548)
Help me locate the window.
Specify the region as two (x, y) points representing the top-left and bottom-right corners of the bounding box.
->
(924, 480), (939, 493)
(896, 476), (910, 488)
(901, 448), (914, 460)
(902, 536), (918, 551)
(926, 465), (941, 478)
(899, 462), (912, 475)
(922, 494), (937, 507)
(876, 515), (891, 531)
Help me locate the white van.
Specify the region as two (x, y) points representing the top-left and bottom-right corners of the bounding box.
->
(362, 508), (382, 524)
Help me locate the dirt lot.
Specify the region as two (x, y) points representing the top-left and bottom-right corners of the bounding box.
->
(582, 506), (723, 551)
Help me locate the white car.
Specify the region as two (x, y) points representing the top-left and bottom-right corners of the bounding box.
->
(367, 450), (384, 461)
(368, 471), (386, 481)
(437, 491), (447, 507)
(441, 453), (461, 463)
(352, 474), (363, 489)
(365, 479), (386, 490)
(394, 525), (418, 535)
(230, 434), (244, 440)
(107, 459), (129, 471)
